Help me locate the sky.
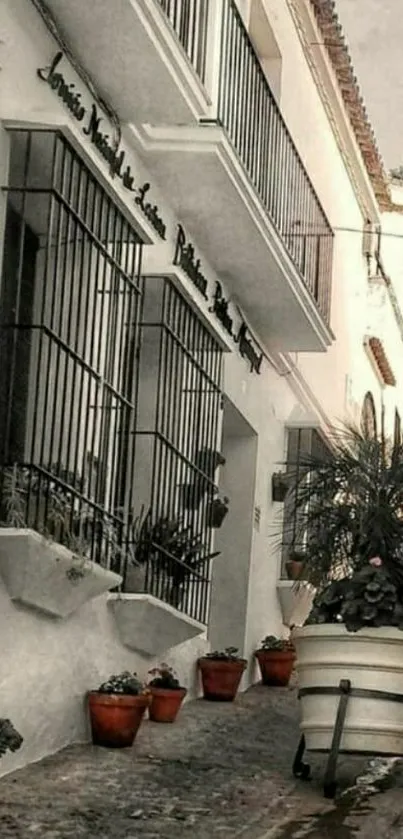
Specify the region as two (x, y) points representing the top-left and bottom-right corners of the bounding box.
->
(336, 0), (403, 171)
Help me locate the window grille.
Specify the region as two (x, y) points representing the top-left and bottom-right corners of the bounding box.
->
(281, 426), (329, 577)
(0, 128), (143, 572)
(130, 276), (223, 623)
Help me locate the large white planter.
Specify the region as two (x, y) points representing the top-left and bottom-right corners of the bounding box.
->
(0, 528), (122, 619)
(293, 624), (403, 754)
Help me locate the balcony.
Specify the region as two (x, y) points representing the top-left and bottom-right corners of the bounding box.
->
(41, 0), (334, 350)
(136, 1), (334, 350)
(39, 0), (214, 124)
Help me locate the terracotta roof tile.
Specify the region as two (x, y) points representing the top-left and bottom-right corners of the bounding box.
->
(309, 0), (393, 212)
(367, 336), (396, 386)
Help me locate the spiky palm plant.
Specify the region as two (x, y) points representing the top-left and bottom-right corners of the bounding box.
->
(284, 422), (403, 595)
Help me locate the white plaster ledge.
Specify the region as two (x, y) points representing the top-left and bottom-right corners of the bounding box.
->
(0, 528), (122, 619)
(108, 593), (205, 657)
(276, 580), (316, 628)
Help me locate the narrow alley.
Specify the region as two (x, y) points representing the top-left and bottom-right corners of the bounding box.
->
(1, 682), (402, 839)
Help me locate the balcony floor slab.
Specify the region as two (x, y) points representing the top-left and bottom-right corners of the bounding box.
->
(133, 122), (334, 353)
(39, 0), (210, 124)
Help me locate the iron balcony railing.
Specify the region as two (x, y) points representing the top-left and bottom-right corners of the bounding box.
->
(157, 0), (210, 84)
(218, 0), (334, 323)
(157, 0), (334, 324)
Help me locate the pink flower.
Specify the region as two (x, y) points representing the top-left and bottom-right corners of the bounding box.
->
(369, 556), (383, 567)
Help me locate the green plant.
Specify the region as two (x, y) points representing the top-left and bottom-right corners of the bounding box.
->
(284, 423), (403, 590)
(96, 672), (145, 695)
(0, 464), (123, 581)
(205, 647), (246, 662)
(284, 421), (403, 632)
(148, 664), (183, 690)
(130, 507), (220, 608)
(307, 563), (403, 632)
(258, 635), (294, 652)
(0, 719), (23, 758)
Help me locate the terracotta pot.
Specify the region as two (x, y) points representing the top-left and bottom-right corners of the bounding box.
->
(88, 692), (149, 747)
(286, 560), (305, 581)
(149, 687), (187, 723)
(198, 657), (247, 701)
(206, 498), (229, 529)
(255, 649), (295, 687)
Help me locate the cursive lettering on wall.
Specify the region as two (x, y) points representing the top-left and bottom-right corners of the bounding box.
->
(135, 183), (166, 240)
(37, 53), (167, 239)
(209, 282), (234, 337)
(172, 229), (263, 374)
(37, 52), (85, 122)
(173, 225), (208, 300)
(235, 322), (263, 374)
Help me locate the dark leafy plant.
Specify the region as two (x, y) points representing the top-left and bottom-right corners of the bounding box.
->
(131, 508), (220, 608)
(258, 635), (294, 652)
(307, 564), (403, 633)
(148, 664), (183, 690)
(205, 647), (246, 662)
(96, 672), (144, 695)
(0, 719), (23, 758)
(284, 422), (403, 593)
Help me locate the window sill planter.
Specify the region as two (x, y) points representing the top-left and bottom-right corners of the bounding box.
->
(108, 593), (205, 657)
(0, 528), (122, 619)
(198, 657), (247, 702)
(293, 624), (403, 754)
(149, 687), (187, 723)
(88, 692), (150, 748)
(272, 473), (289, 503)
(276, 580), (316, 628)
(206, 497), (229, 529)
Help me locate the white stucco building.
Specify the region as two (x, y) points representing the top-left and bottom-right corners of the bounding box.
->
(0, 0), (402, 775)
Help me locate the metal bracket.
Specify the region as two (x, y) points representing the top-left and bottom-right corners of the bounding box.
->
(323, 678), (351, 798)
(293, 679), (403, 798)
(292, 678), (352, 798)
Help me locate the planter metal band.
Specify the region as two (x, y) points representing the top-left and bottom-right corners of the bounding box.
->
(293, 678), (403, 799)
(298, 685), (403, 703)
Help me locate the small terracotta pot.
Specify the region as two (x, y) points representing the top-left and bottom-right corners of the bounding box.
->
(286, 560), (304, 581)
(255, 649), (295, 687)
(88, 692), (149, 748)
(198, 658), (247, 701)
(149, 687), (187, 723)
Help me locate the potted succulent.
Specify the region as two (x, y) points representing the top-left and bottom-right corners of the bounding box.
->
(206, 494), (229, 529)
(255, 636), (295, 686)
(286, 421), (403, 754)
(148, 664), (187, 723)
(125, 509), (220, 609)
(198, 647), (247, 701)
(285, 549), (306, 581)
(195, 448), (226, 479)
(88, 671), (149, 748)
(272, 472), (289, 503)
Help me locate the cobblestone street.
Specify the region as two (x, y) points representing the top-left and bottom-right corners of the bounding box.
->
(2, 681), (403, 838)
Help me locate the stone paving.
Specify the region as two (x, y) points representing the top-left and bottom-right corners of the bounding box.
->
(0, 680), (402, 838)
